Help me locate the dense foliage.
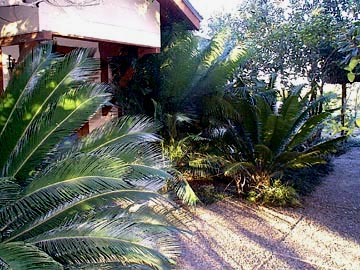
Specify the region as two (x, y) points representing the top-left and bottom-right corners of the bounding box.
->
(110, 18), (348, 206)
(0, 44), (190, 270)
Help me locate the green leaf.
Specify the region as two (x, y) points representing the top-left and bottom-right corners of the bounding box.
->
(5, 83), (110, 180)
(0, 242), (62, 270)
(348, 57), (360, 71)
(347, 72), (356, 82)
(0, 178), (20, 209)
(0, 46), (100, 179)
(355, 118), (360, 127)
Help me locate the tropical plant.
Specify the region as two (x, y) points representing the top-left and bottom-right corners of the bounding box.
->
(113, 25), (248, 141)
(247, 180), (300, 207)
(0, 43), (193, 270)
(338, 21), (360, 82)
(208, 86), (345, 197)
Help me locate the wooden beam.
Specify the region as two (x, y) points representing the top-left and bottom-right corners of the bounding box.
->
(0, 31), (53, 47)
(98, 41), (123, 83)
(173, 0), (201, 30)
(138, 47), (160, 58)
(18, 41), (39, 62)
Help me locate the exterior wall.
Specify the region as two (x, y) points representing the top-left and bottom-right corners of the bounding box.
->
(1, 44), (19, 90)
(0, 6), (39, 38)
(0, 0), (161, 48)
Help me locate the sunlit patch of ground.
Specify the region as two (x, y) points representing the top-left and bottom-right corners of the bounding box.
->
(177, 147), (360, 270)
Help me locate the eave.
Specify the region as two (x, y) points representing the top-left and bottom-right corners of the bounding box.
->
(158, 0), (203, 30)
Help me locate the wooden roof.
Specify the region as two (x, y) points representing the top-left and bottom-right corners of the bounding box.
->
(159, 0), (202, 30)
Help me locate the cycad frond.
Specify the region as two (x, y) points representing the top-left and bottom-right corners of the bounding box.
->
(287, 112), (331, 150)
(4, 83), (110, 180)
(0, 46), (100, 180)
(0, 43), (57, 135)
(75, 116), (161, 155)
(0, 242), (62, 270)
(0, 44), (183, 269)
(1, 190), (166, 243)
(0, 178), (20, 208)
(33, 236), (175, 270)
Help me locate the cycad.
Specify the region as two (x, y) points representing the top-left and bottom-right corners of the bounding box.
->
(119, 26), (248, 140)
(215, 86), (345, 194)
(0, 44), (188, 270)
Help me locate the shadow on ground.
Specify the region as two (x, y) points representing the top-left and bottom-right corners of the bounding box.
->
(177, 147), (360, 270)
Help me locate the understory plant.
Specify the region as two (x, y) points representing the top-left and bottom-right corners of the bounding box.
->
(209, 86), (345, 201)
(0, 44), (192, 269)
(114, 25), (248, 141)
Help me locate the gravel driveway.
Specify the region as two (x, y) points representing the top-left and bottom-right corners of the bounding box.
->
(177, 147), (360, 270)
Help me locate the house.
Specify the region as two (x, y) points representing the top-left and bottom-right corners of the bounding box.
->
(0, 0), (202, 133)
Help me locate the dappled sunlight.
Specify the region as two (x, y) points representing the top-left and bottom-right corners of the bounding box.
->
(135, 0), (151, 17)
(155, 10), (160, 26)
(279, 217), (360, 269)
(179, 199), (360, 270)
(1, 19), (37, 37)
(59, 97), (82, 111)
(1, 94), (15, 109)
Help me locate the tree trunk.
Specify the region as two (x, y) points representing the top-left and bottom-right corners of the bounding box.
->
(318, 81), (324, 113)
(341, 83), (347, 135)
(355, 86), (359, 121)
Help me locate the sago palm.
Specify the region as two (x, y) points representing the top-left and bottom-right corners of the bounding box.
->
(0, 43), (191, 270)
(214, 86), (345, 194)
(117, 25), (248, 140)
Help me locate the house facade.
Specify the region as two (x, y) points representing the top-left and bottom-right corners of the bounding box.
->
(0, 0), (201, 132)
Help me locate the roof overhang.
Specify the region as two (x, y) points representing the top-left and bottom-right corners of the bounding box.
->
(158, 0), (203, 30)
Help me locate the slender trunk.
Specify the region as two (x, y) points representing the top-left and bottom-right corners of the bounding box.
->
(318, 81), (324, 114)
(341, 83), (347, 135)
(235, 176), (242, 197)
(354, 86), (359, 120)
(310, 80), (317, 116)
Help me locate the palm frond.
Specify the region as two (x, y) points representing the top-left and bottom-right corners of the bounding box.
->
(25, 154), (130, 192)
(171, 177), (199, 206)
(196, 29), (231, 75)
(4, 83), (110, 180)
(74, 116), (161, 155)
(27, 203), (183, 269)
(195, 43), (248, 95)
(224, 162), (256, 177)
(0, 43), (57, 136)
(33, 236), (175, 270)
(0, 242), (62, 270)
(287, 112), (331, 150)
(1, 190), (165, 243)
(0, 178), (20, 209)
(0, 46), (100, 180)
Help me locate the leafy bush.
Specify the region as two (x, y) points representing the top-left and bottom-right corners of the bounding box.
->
(0, 44), (190, 270)
(247, 180), (300, 207)
(201, 85), (345, 204)
(193, 184), (228, 205)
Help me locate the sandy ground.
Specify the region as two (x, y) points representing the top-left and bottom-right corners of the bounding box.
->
(177, 147), (360, 270)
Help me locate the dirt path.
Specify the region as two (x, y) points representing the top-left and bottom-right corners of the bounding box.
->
(177, 147), (360, 270)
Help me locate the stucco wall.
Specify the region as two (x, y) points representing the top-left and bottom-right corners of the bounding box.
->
(0, 6), (39, 37)
(0, 0), (161, 48)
